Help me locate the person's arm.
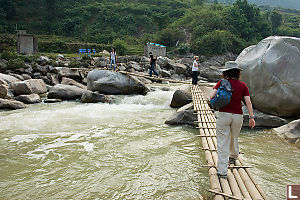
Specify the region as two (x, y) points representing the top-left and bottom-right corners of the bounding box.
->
(244, 96), (255, 129)
(210, 89), (217, 99)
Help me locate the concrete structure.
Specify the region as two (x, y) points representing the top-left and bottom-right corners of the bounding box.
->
(144, 42), (166, 57)
(17, 30), (38, 54)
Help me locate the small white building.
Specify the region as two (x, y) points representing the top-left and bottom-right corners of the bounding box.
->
(17, 30), (38, 54)
(144, 42), (166, 57)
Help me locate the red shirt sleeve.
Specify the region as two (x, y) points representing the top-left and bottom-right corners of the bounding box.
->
(243, 82), (250, 97)
(213, 80), (221, 90)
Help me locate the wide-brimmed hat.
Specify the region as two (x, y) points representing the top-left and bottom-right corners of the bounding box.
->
(220, 61), (242, 72)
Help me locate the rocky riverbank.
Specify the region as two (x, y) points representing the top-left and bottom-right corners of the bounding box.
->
(0, 52), (236, 109)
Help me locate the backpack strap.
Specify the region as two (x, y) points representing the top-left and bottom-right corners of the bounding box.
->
(221, 79), (233, 92)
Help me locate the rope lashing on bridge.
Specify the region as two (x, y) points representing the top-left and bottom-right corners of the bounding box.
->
(190, 85), (268, 200)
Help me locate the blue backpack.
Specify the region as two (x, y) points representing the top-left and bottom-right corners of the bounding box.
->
(209, 79), (233, 110)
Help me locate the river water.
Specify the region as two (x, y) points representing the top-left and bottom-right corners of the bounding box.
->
(0, 84), (299, 200)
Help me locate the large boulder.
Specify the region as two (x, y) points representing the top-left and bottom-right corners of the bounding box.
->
(0, 98), (26, 109)
(15, 94), (41, 104)
(165, 103), (197, 127)
(129, 61), (143, 72)
(169, 61), (188, 74)
(273, 119), (300, 147)
(0, 73), (20, 85)
(236, 36), (300, 117)
(170, 85), (192, 108)
(61, 77), (87, 90)
(81, 91), (111, 103)
(87, 70), (149, 95)
(0, 84), (8, 98)
(242, 106), (288, 128)
(47, 84), (86, 100)
(10, 79), (47, 95)
(199, 65), (222, 82)
(55, 67), (82, 80)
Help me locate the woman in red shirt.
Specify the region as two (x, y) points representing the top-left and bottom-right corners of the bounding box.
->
(210, 61), (255, 179)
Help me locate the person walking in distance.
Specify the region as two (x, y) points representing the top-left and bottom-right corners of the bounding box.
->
(149, 52), (159, 77)
(209, 61), (255, 179)
(110, 48), (117, 71)
(192, 56), (199, 85)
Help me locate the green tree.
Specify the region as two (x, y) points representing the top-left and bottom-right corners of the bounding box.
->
(113, 38), (128, 56)
(156, 27), (185, 47)
(269, 10), (282, 34)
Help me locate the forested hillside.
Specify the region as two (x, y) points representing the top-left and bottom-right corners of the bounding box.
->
(207, 0), (300, 10)
(1, 0), (300, 56)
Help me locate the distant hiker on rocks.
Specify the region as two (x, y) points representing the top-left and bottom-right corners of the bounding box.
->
(149, 52), (159, 77)
(209, 61), (255, 180)
(110, 48), (117, 71)
(192, 56), (199, 85)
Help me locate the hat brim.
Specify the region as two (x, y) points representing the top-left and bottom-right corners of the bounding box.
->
(220, 67), (243, 72)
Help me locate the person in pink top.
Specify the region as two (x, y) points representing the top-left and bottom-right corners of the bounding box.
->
(209, 61), (255, 179)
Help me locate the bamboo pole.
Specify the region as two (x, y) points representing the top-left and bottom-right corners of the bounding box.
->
(239, 159), (268, 200)
(236, 160), (263, 200)
(191, 85), (224, 200)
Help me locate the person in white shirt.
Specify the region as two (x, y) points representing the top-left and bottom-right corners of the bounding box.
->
(192, 56), (199, 85)
(110, 48), (117, 71)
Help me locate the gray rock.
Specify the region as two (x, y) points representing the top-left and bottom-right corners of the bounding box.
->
(37, 56), (50, 62)
(81, 91), (110, 103)
(242, 106), (288, 128)
(44, 98), (62, 103)
(199, 65), (222, 82)
(15, 94), (41, 104)
(0, 98), (26, 109)
(170, 85), (192, 108)
(0, 73), (20, 85)
(162, 87), (171, 91)
(55, 67), (81, 80)
(157, 57), (171, 68)
(9, 73), (24, 81)
(0, 84), (8, 98)
(273, 119), (300, 147)
(24, 65), (33, 74)
(10, 79), (47, 95)
(21, 74), (32, 80)
(87, 70), (149, 95)
(61, 77), (87, 90)
(36, 65), (48, 74)
(48, 73), (60, 85)
(236, 36), (300, 117)
(165, 109), (197, 127)
(118, 64), (127, 71)
(33, 72), (42, 79)
(180, 57), (193, 67)
(129, 61), (143, 72)
(48, 84), (86, 100)
(169, 61), (188, 74)
(140, 56), (150, 64)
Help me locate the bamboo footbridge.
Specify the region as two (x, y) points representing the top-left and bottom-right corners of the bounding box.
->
(190, 84), (268, 200)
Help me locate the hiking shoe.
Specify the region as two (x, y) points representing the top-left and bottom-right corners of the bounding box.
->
(217, 173), (227, 179)
(229, 157), (236, 165)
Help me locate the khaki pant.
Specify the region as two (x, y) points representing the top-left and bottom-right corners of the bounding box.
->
(216, 112), (243, 175)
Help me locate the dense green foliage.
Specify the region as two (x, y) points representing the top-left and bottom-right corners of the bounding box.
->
(1, 0), (300, 56)
(207, 0), (300, 10)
